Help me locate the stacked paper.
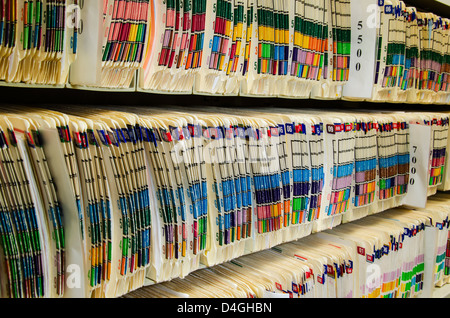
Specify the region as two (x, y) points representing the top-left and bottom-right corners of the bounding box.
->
(125, 201), (450, 298)
(138, 0), (351, 98)
(70, 0), (151, 89)
(0, 0), (78, 86)
(358, 1), (450, 104)
(139, 0), (207, 93)
(0, 106), (449, 298)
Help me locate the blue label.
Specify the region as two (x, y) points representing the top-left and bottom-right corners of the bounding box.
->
(285, 123), (295, 135)
(385, 5), (393, 14)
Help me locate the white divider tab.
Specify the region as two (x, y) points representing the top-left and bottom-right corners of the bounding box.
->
(419, 225), (438, 298)
(40, 127), (87, 298)
(69, 1), (103, 86)
(402, 124), (432, 209)
(343, 0), (378, 99)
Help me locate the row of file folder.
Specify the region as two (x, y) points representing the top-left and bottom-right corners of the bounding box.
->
(139, 0), (351, 98)
(99, 0), (150, 88)
(0, 106), (449, 298)
(4, 0), (450, 105)
(357, 0), (450, 104)
(0, 0), (150, 89)
(0, 0), (78, 86)
(69, 0), (150, 89)
(123, 196), (450, 298)
(134, 0), (450, 102)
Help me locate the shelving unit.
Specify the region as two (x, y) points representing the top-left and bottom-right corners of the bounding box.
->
(0, 0), (450, 299)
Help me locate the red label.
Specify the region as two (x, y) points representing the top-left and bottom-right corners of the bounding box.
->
(74, 132), (81, 146)
(188, 125), (195, 136)
(294, 254), (308, 261)
(328, 243), (341, 249)
(327, 265), (334, 275)
(318, 276), (324, 284)
(105, 134), (112, 145)
(366, 254), (374, 263)
(357, 246), (365, 256)
(270, 127), (278, 136)
(26, 132), (35, 147)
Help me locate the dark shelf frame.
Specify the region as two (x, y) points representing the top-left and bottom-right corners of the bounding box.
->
(404, 0), (450, 18)
(0, 84), (448, 112)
